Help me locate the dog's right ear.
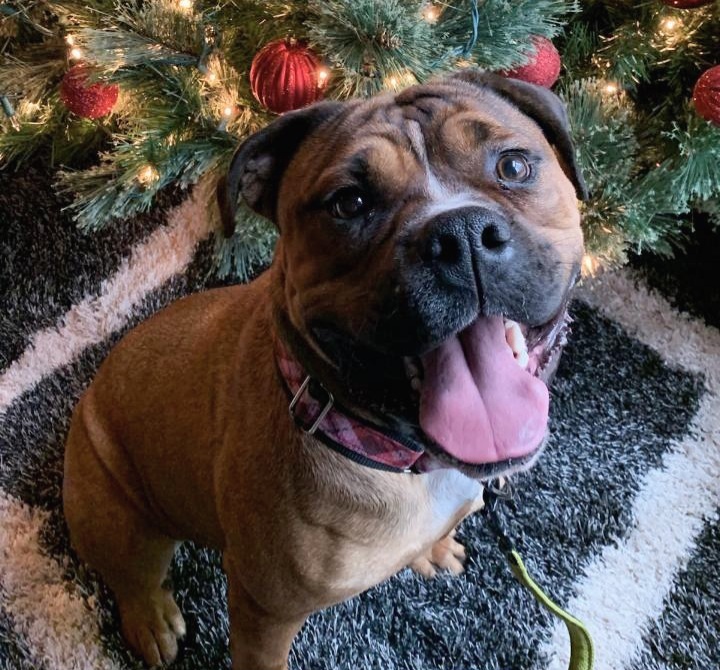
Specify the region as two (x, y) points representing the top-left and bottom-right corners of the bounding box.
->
(217, 102), (344, 236)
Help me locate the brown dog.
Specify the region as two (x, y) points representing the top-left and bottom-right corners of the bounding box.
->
(63, 70), (586, 669)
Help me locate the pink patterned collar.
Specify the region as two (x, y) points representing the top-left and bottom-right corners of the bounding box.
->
(275, 339), (425, 473)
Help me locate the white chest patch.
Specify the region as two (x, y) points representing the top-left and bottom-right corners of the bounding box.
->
(425, 468), (482, 532)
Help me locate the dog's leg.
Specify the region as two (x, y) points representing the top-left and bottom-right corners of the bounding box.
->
(110, 534), (185, 668)
(68, 489), (184, 666)
(409, 529), (468, 578)
(64, 403), (186, 667)
(224, 554), (306, 670)
(409, 471), (485, 579)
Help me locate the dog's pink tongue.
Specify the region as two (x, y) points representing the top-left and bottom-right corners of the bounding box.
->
(419, 317), (549, 464)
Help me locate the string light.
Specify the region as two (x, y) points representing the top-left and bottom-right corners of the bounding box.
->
(660, 17), (679, 32)
(137, 165), (159, 186)
(421, 4), (441, 23)
(385, 71), (417, 91)
(178, 0), (193, 10)
(317, 67), (330, 88)
(65, 34), (82, 60)
(581, 254), (601, 278)
(217, 105), (236, 131)
(603, 81), (619, 95)
(205, 70), (218, 84)
(658, 16), (684, 46)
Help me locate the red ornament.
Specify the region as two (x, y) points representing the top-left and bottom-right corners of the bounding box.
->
(250, 38), (328, 114)
(60, 65), (119, 119)
(693, 65), (720, 126)
(660, 0), (712, 8)
(500, 36), (561, 89)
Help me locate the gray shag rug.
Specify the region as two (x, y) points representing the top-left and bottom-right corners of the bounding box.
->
(1, 168), (719, 670)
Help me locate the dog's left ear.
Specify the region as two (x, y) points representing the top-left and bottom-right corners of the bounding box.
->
(217, 101), (344, 236)
(447, 70), (588, 201)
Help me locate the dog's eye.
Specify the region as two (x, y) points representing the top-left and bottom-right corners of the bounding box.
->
(496, 154), (531, 183)
(328, 188), (369, 220)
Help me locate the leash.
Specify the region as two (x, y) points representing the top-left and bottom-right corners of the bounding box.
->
(482, 483), (595, 670)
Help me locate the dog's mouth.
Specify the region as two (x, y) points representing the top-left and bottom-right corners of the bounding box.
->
(404, 307), (570, 473)
(308, 290), (572, 478)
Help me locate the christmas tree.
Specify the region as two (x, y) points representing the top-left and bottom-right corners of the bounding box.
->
(1, 0), (719, 280)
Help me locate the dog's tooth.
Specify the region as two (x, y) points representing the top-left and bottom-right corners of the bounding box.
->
(504, 320), (527, 355)
(504, 320), (531, 371)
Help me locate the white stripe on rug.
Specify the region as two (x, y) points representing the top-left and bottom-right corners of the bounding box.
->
(0, 491), (120, 670)
(542, 269), (720, 670)
(0, 180), (215, 417)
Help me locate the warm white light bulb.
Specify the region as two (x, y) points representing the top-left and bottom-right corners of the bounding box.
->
(604, 82), (618, 94)
(422, 5), (440, 23)
(69, 47), (83, 60)
(661, 17), (678, 32)
(65, 35), (75, 46)
(223, 106), (234, 118)
(317, 67), (330, 85)
(581, 254), (600, 277)
(138, 165), (158, 185)
(178, 0), (193, 9)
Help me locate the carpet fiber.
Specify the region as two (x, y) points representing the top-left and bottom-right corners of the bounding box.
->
(1, 169), (719, 670)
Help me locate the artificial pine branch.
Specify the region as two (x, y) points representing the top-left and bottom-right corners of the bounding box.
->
(214, 200), (278, 281)
(306, 0), (441, 97)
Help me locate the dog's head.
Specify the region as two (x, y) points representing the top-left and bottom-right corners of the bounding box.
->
(219, 70), (586, 479)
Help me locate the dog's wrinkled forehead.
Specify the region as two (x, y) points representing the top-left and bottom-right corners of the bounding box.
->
(298, 83), (553, 203)
(217, 70), (587, 235)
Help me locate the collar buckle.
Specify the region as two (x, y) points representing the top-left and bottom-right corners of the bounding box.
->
(288, 375), (335, 435)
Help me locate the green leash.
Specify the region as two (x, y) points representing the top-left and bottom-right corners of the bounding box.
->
(482, 485), (595, 670)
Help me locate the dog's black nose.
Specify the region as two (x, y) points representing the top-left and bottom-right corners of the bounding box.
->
(418, 206), (513, 289)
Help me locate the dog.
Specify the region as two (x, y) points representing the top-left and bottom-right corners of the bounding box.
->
(63, 69), (586, 669)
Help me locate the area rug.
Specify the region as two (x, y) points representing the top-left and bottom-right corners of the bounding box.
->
(1, 168), (719, 670)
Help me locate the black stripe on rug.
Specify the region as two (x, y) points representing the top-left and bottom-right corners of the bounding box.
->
(0, 607), (38, 670)
(0, 165), (186, 372)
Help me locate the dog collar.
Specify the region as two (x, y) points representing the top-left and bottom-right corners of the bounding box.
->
(275, 339), (425, 473)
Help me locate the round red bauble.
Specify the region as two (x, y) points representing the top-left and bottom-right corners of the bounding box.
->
(250, 39), (328, 114)
(500, 36), (561, 88)
(660, 0), (712, 8)
(693, 65), (720, 126)
(60, 65), (119, 119)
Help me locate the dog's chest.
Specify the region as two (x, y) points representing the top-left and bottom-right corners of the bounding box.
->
(318, 468), (482, 597)
(424, 467), (483, 531)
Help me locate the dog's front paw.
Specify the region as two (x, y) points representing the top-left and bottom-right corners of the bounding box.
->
(118, 588), (186, 667)
(409, 530), (467, 579)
